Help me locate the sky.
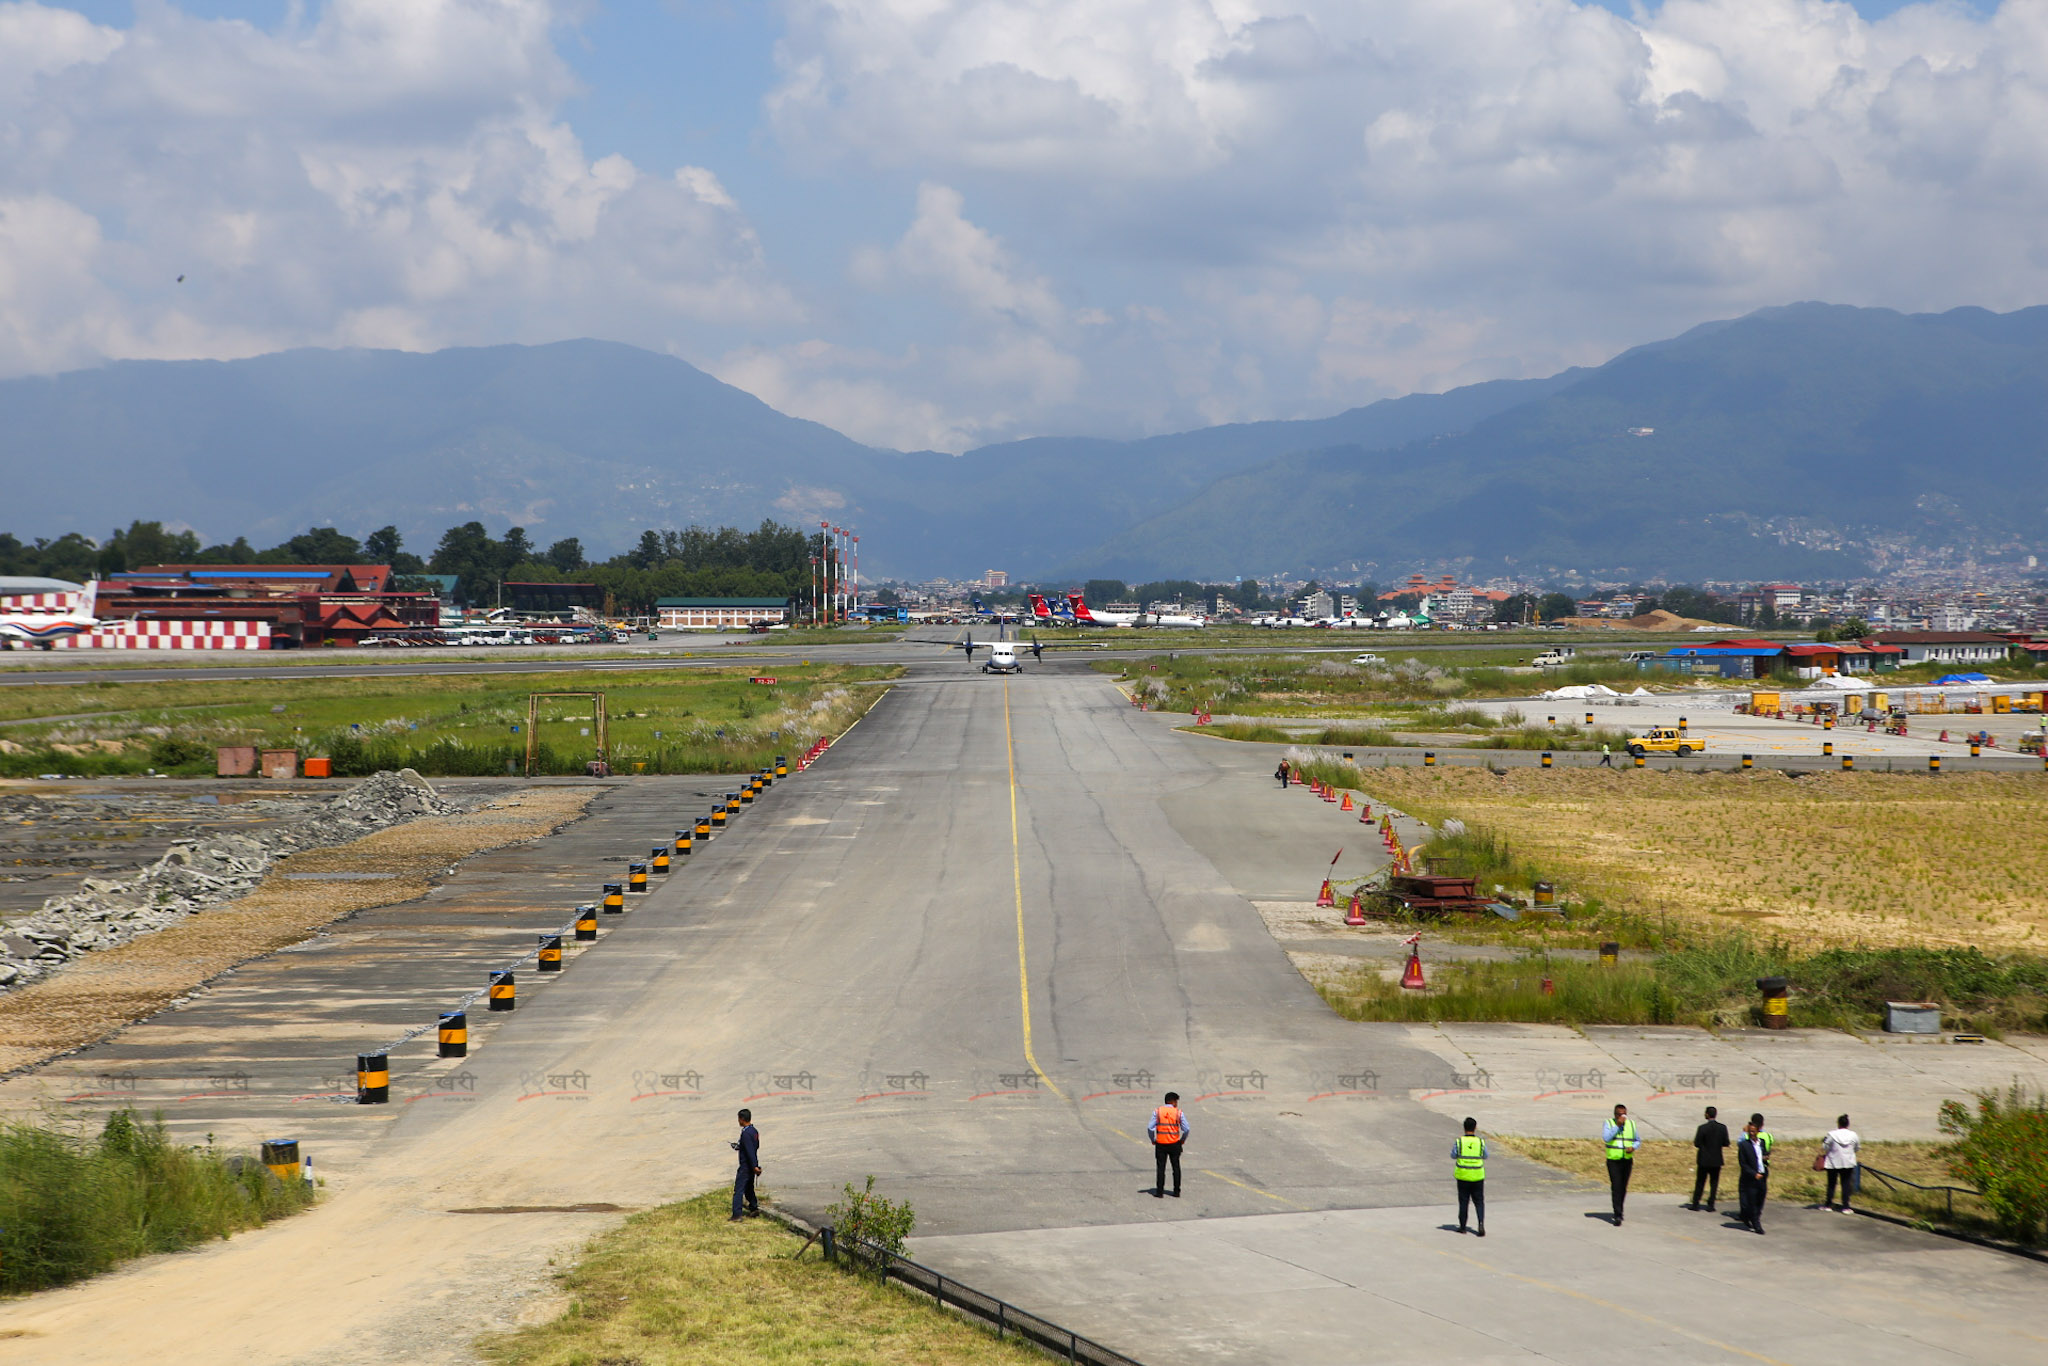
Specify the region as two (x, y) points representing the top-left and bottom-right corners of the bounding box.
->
(0, 0), (2036, 453)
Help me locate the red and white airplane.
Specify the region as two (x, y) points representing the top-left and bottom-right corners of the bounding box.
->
(0, 578), (99, 649)
(1065, 594), (1205, 628)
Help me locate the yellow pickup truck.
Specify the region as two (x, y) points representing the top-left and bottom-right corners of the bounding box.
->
(1627, 726), (1704, 757)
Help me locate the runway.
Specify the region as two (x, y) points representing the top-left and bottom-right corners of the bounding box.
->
(2, 667), (2043, 1365)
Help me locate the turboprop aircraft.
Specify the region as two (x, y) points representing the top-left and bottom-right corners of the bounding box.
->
(957, 633), (1044, 673)
(0, 578), (98, 648)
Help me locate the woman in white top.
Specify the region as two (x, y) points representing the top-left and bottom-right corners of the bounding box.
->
(1821, 1114), (1860, 1212)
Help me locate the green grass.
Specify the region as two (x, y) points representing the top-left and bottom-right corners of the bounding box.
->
(0, 1110), (313, 1293)
(0, 665), (897, 777)
(479, 1190), (1042, 1365)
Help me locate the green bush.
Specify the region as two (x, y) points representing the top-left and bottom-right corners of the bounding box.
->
(1939, 1086), (2048, 1243)
(146, 734), (211, 770)
(0, 1110), (312, 1292)
(826, 1175), (915, 1277)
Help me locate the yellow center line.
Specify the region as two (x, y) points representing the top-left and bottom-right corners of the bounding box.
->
(1004, 680), (1065, 1100)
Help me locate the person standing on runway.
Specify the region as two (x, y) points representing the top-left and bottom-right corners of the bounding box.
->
(1689, 1105), (1730, 1211)
(730, 1108), (762, 1221)
(1453, 1117), (1487, 1236)
(1275, 761), (1291, 789)
(1150, 1092), (1188, 1198)
(1737, 1114), (1773, 1234)
(1602, 1103), (1639, 1225)
(1821, 1115), (1860, 1213)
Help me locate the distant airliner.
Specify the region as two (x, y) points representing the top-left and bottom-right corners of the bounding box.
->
(1066, 594), (1205, 628)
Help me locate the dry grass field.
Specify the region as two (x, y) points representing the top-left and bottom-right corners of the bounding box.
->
(1354, 767), (2048, 951)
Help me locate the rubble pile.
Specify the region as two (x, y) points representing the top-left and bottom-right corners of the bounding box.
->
(0, 771), (481, 991)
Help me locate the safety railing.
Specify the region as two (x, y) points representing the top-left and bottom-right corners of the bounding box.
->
(826, 1229), (1142, 1366)
(1857, 1164), (1976, 1221)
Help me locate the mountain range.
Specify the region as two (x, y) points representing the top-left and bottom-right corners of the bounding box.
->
(7, 302), (2045, 581)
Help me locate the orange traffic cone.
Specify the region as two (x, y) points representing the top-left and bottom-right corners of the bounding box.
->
(1359, 803), (1372, 823)
(1400, 950), (1425, 990)
(1340, 792), (1354, 811)
(1322, 786), (1337, 803)
(1344, 892), (1366, 926)
(1316, 879), (1335, 908)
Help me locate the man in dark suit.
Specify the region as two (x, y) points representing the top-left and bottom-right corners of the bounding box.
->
(730, 1108), (762, 1221)
(1689, 1105), (1730, 1211)
(1736, 1113), (1772, 1234)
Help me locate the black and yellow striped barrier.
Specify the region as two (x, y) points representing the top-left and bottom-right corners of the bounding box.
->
(1423, 751), (1436, 767)
(739, 782), (755, 805)
(675, 828), (693, 858)
(538, 933), (563, 973)
(439, 1010), (468, 1057)
(1742, 754), (1754, 769)
(1970, 741), (1982, 757)
(357, 1052), (389, 1104)
(628, 861), (648, 893)
(1823, 740), (1834, 756)
(1930, 755), (1941, 772)
(489, 970), (516, 1012)
(1842, 755), (1855, 771)
(603, 882), (624, 913)
(696, 815), (713, 840)
(726, 792), (742, 814)
(575, 904), (599, 940)
(1540, 751), (1552, 768)
(1633, 754), (1646, 768)
(775, 755), (788, 779)
(1599, 941), (1619, 967)
(711, 805), (728, 830)
(651, 845), (671, 874)
(262, 1138), (302, 1183)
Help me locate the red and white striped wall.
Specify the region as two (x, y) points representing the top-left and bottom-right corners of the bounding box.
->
(0, 593), (82, 612)
(51, 620), (274, 650)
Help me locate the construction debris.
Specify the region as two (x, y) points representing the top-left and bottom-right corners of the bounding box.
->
(0, 771), (480, 991)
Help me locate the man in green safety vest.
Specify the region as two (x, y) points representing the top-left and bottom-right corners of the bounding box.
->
(1602, 1102), (1639, 1225)
(1452, 1116), (1487, 1236)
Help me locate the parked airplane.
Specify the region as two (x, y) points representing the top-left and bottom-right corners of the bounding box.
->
(0, 578), (98, 648)
(1027, 593), (1074, 625)
(971, 595), (1021, 624)
(1065, 594), (1140, 627)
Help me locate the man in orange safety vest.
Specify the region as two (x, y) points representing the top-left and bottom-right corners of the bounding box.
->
(1150, 1091), (1188, 1198)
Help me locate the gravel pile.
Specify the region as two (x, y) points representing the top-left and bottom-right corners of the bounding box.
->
(0, 771), (482, 990)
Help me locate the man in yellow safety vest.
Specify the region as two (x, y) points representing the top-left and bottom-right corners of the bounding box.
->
(1452, 1116), (1487, 1236)
(1602, 1102), (1639, 1225)
(1149, 1091), (1187, 1198)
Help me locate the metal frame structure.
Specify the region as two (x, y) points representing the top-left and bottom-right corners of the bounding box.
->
(525, 691), (607, 776)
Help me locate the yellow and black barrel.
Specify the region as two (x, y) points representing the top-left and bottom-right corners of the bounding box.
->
(674, 828), (693, 858)
(1423, 751), (1436, 767)
(1633, 753), (1646, 768)
(1599, 941), (1619, 967)
(1822, 740), (1834, 756)
(739, 780), (755, 805)
(357, 1052), (389, 1105)
(1929, 754), (1942, 773)
(651, 845), (671, 875)
(1758, 975), (1790, 1029)
(775, 755), (788, 779)
(1678, 717), (1688, 734)
(1970, 740), (1982, 757)
(1533, 881), (1555, 909)
(1741, 754), (1754, 769)
(261, 1138), (302, 1184)
(489, 969), (516, 1012)
(438, 1010), (468, 1057)
(538, 933), (563, 973)
(696, 815), (713, 840)
(1540, 751), (1553, 768)
(575, 903), (599, 940)
(759, 766), (773, 788)
(711, 804), (728, 830)
(1842, 754), (1855, 771)
(726, 792), (742, 815)
(1585, 712), (1595, 727)
(603, 882), (625, 914)
(628, 861), (649, 894)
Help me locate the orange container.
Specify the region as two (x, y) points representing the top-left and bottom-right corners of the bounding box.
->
(303, 757), (332, 779)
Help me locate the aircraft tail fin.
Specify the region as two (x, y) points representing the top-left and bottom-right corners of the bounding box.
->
(79, 579), (98, 622)
(1067, 593), (1094, 621)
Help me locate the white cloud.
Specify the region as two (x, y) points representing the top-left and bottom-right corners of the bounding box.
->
(0, 0), (795, 376)
(769, 0), (2048, 432)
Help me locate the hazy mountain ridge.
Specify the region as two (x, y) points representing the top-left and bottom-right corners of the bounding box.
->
(6, 303), (2044, 581)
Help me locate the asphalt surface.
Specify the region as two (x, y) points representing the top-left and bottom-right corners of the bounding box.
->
(3, 663), (2045, 1365)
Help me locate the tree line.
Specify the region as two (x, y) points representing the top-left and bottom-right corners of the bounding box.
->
(0, 519), (834, 614)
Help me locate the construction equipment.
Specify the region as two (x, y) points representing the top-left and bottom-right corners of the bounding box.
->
(1363, 872), (1513, 921)
(1626, 726), (1704, 758)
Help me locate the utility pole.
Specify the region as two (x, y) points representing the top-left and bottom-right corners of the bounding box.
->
(851, 533), (860, 616)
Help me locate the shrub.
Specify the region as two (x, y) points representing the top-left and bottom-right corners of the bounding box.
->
(1938, 1085), (2048, 1243)
(826, 1175), (915, 1276)
(146, 735), (210, 769)
(0, 1110), (312, 1292)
